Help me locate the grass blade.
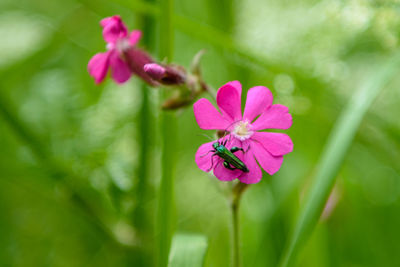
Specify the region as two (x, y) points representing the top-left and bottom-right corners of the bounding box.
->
(168, 234), (208, 267)
(279, 52), (400, 267)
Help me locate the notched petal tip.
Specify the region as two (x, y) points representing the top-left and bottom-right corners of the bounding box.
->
(243, 86), (273, 122)
(216, 81), (243, 121)
(225, 80), (242, 95)
(252, 104), (293, 130)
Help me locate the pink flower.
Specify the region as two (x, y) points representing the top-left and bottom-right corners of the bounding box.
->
(88, 15), (142, 84)
(194, 81), (293, 184)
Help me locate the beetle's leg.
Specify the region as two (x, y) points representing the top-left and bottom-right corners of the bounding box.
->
(206, 153), (218, 172)
(245, 145), (251, 153)
(223, 161), (237, 171)
(230, 146), (244, 153)
(200, 150), (215, 158)
(222, 138), (227, 146)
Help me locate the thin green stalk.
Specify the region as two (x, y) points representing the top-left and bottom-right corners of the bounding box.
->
(231, 183), (249, 267)
(130, 5), (156, 266)
(279, 52), (400, 267)
(231, 201), (240, 267)
(157, 0), (176, 266)
(158, 114), (176, 267)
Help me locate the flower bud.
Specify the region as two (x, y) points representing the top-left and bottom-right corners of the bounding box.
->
(144, 63), (166, 80)
(144, 63), (186, 86)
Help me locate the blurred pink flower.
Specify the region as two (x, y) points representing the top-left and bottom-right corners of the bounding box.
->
(194, 81), (293, 184)
(88, 15), (142, 84)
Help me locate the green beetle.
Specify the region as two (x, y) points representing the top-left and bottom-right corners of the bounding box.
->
(207, 139), (249, 173)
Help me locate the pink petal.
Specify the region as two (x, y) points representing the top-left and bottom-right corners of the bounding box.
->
(251, 140), (283, 175)
(226, 80), (242, 96)
(101, 15), (128, 43)
(243, 86), (273, 122)
(216, 81), (242, 122)
(193, 98), (231, 130)
(251, 132), (293, 156)
(195, 141), (216, 172)
(251, 104), (292, 130)
(129, 30), (142, 46)
(238, 149), (262, 184)
(100, 16), (118, 27)
(109, 52), (131, 83)
(213, 160), (241, 182)
(88, 51), (111, 84)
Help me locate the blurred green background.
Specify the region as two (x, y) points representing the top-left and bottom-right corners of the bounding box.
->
(1, 0), (400, 266)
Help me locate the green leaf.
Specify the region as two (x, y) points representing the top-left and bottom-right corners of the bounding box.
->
(279, 52), (400, 267)
(168, 233), (208, 267)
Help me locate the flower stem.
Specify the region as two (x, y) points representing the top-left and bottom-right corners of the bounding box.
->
(232, 200), (240, 267)
(231, 182), (249, 267)
(129, 7), (156, 266)
(157, 0), (176, 266)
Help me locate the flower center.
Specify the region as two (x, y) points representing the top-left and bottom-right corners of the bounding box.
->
(115, 38), (131, 53)
(106, 38), (131, 53)
(232, 120), (253, 141)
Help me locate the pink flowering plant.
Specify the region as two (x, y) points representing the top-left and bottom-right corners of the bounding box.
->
(88, 15), (143, 84)
(88, 16), (211, 109)
(194, 81), (293, 184)
(86, 14), (295, 267)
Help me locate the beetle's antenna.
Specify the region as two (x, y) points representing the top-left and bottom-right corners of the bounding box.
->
(245, 144), (251, 153)
(200, 150), (215, 158)
(223, 119), (241, 132)
(197, 133), (216, 142)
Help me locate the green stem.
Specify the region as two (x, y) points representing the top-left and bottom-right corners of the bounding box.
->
(231, 182), (249, 267)
(158, 113), (176, 267)
(232, 201), (240, 267)
(130, 5), (156, 266)
(157, 0), (176, 266)
(159, 0), (174, 60)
